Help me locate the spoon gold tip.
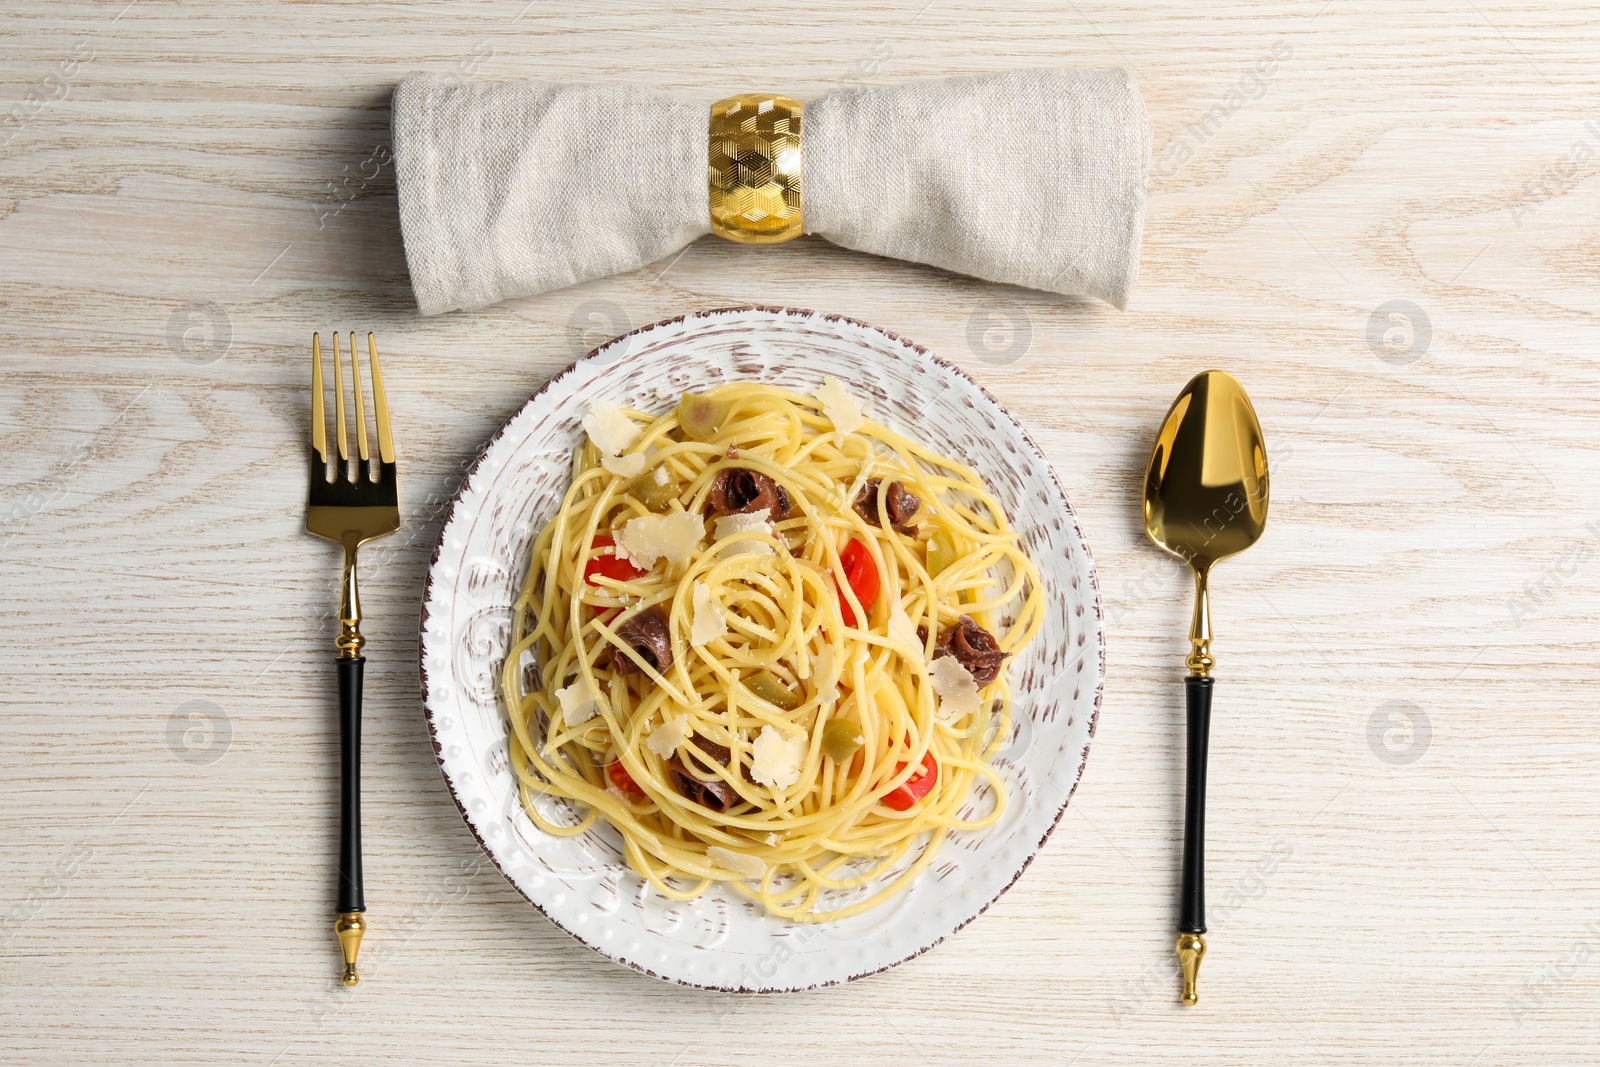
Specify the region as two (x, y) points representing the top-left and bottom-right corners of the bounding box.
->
(1177, 932), (1206, 1004)
(336, 911), (365, 986)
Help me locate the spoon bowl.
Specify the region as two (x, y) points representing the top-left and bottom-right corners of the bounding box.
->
(1143, 370), (1269, 575)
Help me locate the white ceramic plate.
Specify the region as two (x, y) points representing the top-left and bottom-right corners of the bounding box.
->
(419, 307), (1104, 991)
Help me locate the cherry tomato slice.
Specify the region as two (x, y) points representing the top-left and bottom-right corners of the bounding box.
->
(606, 758), (646, 799)
(881, 749), (938, 811)
(836, 537), (880, 627)
(583, 534), (644, 586)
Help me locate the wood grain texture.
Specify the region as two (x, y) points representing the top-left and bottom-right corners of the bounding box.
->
(2, 2), (1597, 1064)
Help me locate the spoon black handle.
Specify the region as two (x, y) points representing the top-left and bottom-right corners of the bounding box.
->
(1180, 675), (1212, 935)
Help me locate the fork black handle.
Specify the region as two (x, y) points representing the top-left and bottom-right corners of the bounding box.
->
(337, 656), (365, 915)
(1179, 675), (1212, 935)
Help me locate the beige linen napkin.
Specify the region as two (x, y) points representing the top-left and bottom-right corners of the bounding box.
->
(392, 69), (1148, 316)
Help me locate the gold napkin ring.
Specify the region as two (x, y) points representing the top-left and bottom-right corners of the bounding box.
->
(708, 93), (803, 244)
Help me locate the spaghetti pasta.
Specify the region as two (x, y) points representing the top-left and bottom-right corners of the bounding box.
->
(501, 380), (1043, 921)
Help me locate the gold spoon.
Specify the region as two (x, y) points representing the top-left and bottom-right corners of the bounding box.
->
(1141, 369), (1270, 1006)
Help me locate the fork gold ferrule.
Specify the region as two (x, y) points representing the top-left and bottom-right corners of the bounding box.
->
(336, 540), (364, 659)
(336, 625), (364, 659)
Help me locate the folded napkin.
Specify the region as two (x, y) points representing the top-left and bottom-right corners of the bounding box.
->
(392, 69), (1148, 317)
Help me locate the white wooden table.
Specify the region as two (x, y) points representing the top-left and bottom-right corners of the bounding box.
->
(4, 3), (1598, 1063)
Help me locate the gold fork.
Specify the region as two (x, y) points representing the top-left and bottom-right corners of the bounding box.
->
(306, 331), (400, 986)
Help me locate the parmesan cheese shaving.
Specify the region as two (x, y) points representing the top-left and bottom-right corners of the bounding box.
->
(929, 655), (981, 723)
(814, 377), (866, 444)
(582, 399), (641, 458)
(750, 725), (806, 790)
(600, 451), (647, 478)
(689, 581), (727, 646)
(646, 715), (689, 758)
(713, 510), (771, 537)
(614, 511), (704, 570)
(555, 676), (600, 726)
(811, 645), (840, 705)
(765, 833), (781, 846)
(887, 601), (924, 666)
(712, 509), (774, 559)
(706, 846), (766, 880)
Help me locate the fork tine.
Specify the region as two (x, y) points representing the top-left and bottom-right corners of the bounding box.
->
(366, 332), (394, 464)
(333, 331), (350, 463)
(312, 332), (328, 463)
(348, 331), (370, 465)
